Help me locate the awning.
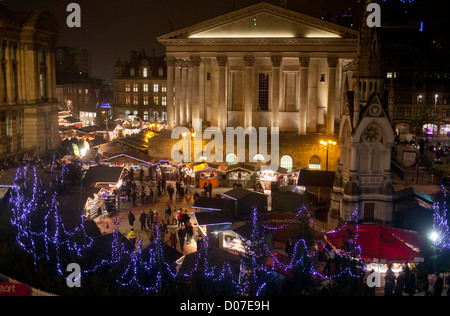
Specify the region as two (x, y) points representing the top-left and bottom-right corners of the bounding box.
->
(324, 224), (425, 264)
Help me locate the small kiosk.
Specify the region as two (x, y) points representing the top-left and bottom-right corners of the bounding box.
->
(256, 166), (287, 191)
(225, 163), (257, 188)
(188, 162), (222, 188)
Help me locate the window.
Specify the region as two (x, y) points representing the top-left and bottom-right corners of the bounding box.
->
(253, 154), (265, 162)
(153, 84), (159, 92)
(162, 96), (167, 106)
(143, 68), (148, 78)
(125, 84), (131, 92)
(133, 96), (139, 105)
(125, 95), (131, 105)
(226, 153), (238, 166)
(280, 155), (293, 172)
(158, 67), (164, 76)
(258, 73), (269, 111)
(154, 96), (159, 105)
(143, 96), (148, 105)
(143, 111), (149, 121)
(39, 73), (46, 98)
(143, 84), (149, 92)
(130, 68), (135, 76)
(161, 85), (167, 92)
(133, 83), (139, 92)
(309, 156), (321, 170)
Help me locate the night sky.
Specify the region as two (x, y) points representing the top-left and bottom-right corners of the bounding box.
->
(1, 0), (442, 81)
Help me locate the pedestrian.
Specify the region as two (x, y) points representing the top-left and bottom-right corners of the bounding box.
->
(394, 271), (405, 296)
(186, 221), (193, 244)
(177, 208), (183, 228)
(404, 267), (416, 296)
(140, 186), (145, 205)
(322, 254), (332, 277)
(285, 238), (293, 258)
(434, 272), (444, 296)
(139, 210), (147, 232)
(197, 235), (204, 251)
(128, 210), (135, 228)
(208, 181), (212, 198)
(159, 220), (168, 242)
(170, 230), (177, 249)
(384, 264), (396, 296)
(127, 228), (137, 246)
(131, 188), (137, 206)
(181, 209), (190, 227)
(178, 224), (186, 252)
(165, 205), (172, 225)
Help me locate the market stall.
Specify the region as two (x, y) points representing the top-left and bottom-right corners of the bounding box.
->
(153, 160), (180, 181)
(324, 224), (426, 287)
(102, 149), (154, 181)
(224, 163), (257, 188)
(187, 162), (222, 188)
(256, 166), (287, 192)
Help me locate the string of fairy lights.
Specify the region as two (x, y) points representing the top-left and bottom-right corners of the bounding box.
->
(9, 161), (449, 295)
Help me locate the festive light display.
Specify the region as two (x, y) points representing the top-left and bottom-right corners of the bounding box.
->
(8, 162), (367, 295)
(432, 186), (450, 252)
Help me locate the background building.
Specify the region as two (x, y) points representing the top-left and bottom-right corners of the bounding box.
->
(56, 46), (91, 77)
(0, 6), (60, 158)
(113, 49), (167, 122)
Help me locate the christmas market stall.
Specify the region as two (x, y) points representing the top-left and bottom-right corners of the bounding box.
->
(192, 197), (236, 239)
(256, 166), (287, 192)
(325, 224), (426, 287)
(221, 187), (268, 218)
(102, 149), (155, 181)
(224, 163), (257, 188)
(82, 165), (125, 190)
(187, 162), (222, 189)
(153, 160), (180, 181)
(271, 186), (308, 212)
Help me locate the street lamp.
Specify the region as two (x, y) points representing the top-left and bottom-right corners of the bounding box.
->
(320, 140), (337, 171)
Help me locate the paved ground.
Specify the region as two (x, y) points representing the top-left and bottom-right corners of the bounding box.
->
(94, 182), (234, 255)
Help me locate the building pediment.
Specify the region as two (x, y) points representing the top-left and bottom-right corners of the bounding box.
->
(158, 2), (357, 43)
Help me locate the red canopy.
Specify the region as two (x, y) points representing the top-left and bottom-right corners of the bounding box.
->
(324, 224), (425, 264)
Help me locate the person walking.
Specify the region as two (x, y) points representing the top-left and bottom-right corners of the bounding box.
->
(127, 228), (137, 246)
(159, 220), (168, 243)
(384, 264), (396, 296)
(177, 208), (183, 228)
(139, 210), (147, 232)
(178, 224), (187, 252)
(434, 273), (444, 296)
(285, 238), (293, 259)
(186, 221), (193, 244)
(165, 205), (172, 226)
(169, 229), (177, 249)
(128, 210), (135, 228)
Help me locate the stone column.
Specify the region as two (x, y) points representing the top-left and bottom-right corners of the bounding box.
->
(190, 56), (201, 130)
(174, 58), (183, 127)
(186, 61), (193, 126)
(244, 56), (255, 130)
(165, 57), (175, 129)
(327, 57), (338, 135)
(298, 57), (310, 135)
(46, 48), (54, 100)
(181, 60), (189, 126)
(271, 56), (282, 128)
(217, 56), (228, 131)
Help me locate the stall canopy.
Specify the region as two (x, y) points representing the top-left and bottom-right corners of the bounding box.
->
(222, 187), (268, 218)
(324, 224), (425, 264)
(105, 149), (154, 166)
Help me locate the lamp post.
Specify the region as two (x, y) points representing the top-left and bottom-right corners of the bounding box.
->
(320, 140), (337, 171)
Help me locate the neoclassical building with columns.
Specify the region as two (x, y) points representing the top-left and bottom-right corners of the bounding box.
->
(158, 2), (358, 136)
(0, 7), (60, 158)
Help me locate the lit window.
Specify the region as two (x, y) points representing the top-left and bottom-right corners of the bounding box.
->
(153, 84), (159, 92)
(158, 67), (163, 76)
(143, 111), (149, 121)
(253, 154), (265, 162)
(309, 156), (321, 170)
(133, 96), (139, 105)
(143, 68), (148, 78)
(143, 96), (148, 105)
(226, 153), (238, 166)
(161, 85), (167, 92)
(143, 84), (149, 92)
(154, 96), (159, 105)
(162, 96), (167, 106)
(280, 155), (293, 172)
(125, 84), (131, 92)
(133, 83), (139, 92)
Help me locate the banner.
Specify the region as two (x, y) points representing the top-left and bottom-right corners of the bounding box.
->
(0, 282), (30, 296)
